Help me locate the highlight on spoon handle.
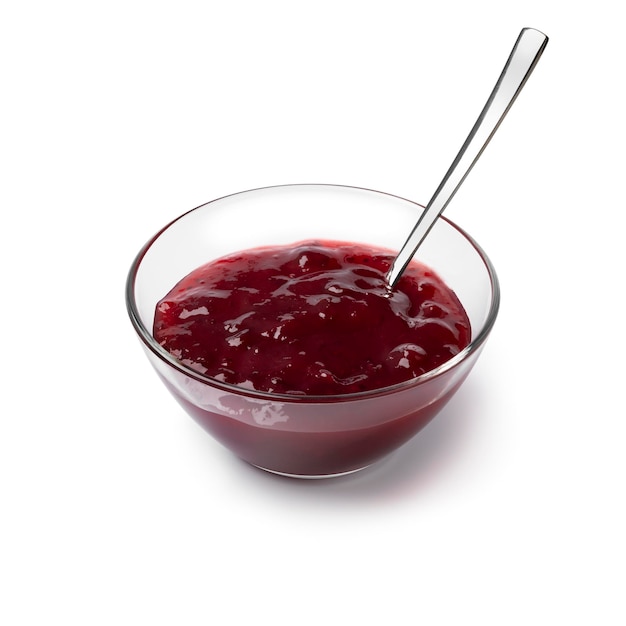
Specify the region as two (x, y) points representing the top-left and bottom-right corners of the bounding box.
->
(387, 27), (548, 288)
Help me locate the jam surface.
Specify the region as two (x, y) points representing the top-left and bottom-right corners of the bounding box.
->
(153, 240), (471, 395)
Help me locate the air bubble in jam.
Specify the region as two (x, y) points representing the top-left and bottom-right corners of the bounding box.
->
(153, 240), (471, 395)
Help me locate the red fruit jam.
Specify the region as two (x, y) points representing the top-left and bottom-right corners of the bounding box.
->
(154, 240), (470, 395)
(152, 239), (473, 476)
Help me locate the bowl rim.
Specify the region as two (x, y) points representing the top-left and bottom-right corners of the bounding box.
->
(125, 183), (500, 403)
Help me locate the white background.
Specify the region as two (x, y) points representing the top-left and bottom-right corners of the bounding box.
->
(2, 1), (624, 624)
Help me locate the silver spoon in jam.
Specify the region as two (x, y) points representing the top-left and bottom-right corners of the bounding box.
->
(386, 27), (548, 288)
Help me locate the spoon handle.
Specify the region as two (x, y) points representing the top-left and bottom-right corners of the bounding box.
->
(387, 27), (548, 288)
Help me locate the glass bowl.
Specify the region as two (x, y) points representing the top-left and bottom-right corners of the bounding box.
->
(126, 184), (499, 478)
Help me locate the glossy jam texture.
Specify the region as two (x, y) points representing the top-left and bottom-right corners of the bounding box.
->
(153, 240), (470, 395)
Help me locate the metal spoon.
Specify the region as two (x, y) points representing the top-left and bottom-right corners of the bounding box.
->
(386, 27), (548, 288)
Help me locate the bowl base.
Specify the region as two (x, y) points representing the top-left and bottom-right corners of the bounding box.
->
(252, 463), (371, 480)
